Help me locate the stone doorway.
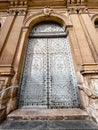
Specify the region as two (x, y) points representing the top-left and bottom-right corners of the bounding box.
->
(18, 22), (80, 109)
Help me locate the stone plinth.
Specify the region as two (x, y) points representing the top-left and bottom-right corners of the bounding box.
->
(7, 108), (89, 120)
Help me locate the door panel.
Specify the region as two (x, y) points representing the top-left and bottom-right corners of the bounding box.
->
(48, 38), (79, 108)
(19, 38), (48, 108)
(19, 37), (79, 108)
(19, 23), (80, 109)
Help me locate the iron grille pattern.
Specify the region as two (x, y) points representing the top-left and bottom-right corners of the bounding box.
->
(19, 23), (80, 108)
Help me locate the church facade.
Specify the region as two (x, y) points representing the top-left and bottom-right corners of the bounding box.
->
(0, 0), (98, 123)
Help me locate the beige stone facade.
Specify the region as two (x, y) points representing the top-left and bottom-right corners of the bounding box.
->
(0, 0), (98, 123)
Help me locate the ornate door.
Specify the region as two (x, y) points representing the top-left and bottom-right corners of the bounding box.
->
(19, 23), (80, 108)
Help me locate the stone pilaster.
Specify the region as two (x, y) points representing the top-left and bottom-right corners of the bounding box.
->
(0, 10), (26, 65)
(69, 12), (94, 64)
(0, 12), (15, 55)
(0, 9), (26, 119)
(12, 27), (28, 85)
(81, 14), (98, 62)
(68, 28), (83, 70)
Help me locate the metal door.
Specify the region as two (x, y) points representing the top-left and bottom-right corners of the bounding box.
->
(48, 38), (79, 108)
(18, 23), (79, 108)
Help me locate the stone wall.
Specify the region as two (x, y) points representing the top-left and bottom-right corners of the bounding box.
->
(0, 0), (98, 123)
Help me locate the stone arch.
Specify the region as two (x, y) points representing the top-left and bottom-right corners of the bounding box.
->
(0, 18), (3, 29)
(21, 11), (74, 59)
(91, 14), (98, 26)
(17, 11), (77, 85)
(91, 14), (98, 32)
(23, 11), (73, 32)
(20, 10), (74, 62)
(0, 22), (1, 29)
(94, 18), (98, 28)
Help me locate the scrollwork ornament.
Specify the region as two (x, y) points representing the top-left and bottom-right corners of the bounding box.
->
(42, 6), (53, 16)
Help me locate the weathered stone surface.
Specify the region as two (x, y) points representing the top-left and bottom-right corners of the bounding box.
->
(0, 0), (98, 125)
(1, 89), (11, 100)
(0, 89), (11, 107)
(0, 106), (6, 123)
(7, 97), (17, 114)
(11, 86), (18, 98)
(7, 108), (89, 120)
(0, 120), (98, 130)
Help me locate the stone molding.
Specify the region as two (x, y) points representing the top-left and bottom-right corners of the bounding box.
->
(66, 0), (86, 5)
(8, 0), (27, 16)
(0, 65), (15, 90)
(0, 65), (15, 76)
(9, 1), (27, 8)
(80, 63), (98, 75)
(0, 65), (17, 116)
(0, 0), (98, 10)
(23, 11), (73, 29)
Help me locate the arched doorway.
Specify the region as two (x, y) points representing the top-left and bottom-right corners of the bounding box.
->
(18, 22), (80, 109)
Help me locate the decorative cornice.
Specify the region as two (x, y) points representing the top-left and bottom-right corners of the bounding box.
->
(66, 0), (86, 5)
(9, 0), (27, 8)
(0, 0), (98, 10)
(7, 0), (27, 16)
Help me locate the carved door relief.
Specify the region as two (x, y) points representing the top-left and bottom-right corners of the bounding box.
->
(19, 23), (80, 108)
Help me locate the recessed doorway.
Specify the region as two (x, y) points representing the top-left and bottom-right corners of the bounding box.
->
(18, 22), (80, 109)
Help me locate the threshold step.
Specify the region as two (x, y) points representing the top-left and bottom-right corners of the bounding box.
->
(0, 120), (98, 130)
(7, 108), (89, 120)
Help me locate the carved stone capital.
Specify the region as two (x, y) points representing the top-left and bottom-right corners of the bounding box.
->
(17, 9), (27, 16)
(7, 9), (16, 16)
(42, 6), (53, 16)
(7, 9), (27, 16)
(8, 0), (27, 16)
(67, 6), (88, 14)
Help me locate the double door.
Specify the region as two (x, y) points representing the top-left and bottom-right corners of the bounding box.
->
(19, 37), (79, 108)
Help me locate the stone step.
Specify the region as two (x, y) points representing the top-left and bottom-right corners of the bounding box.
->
(7, 108), (89, 120)
(0, 120), (98, 130)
